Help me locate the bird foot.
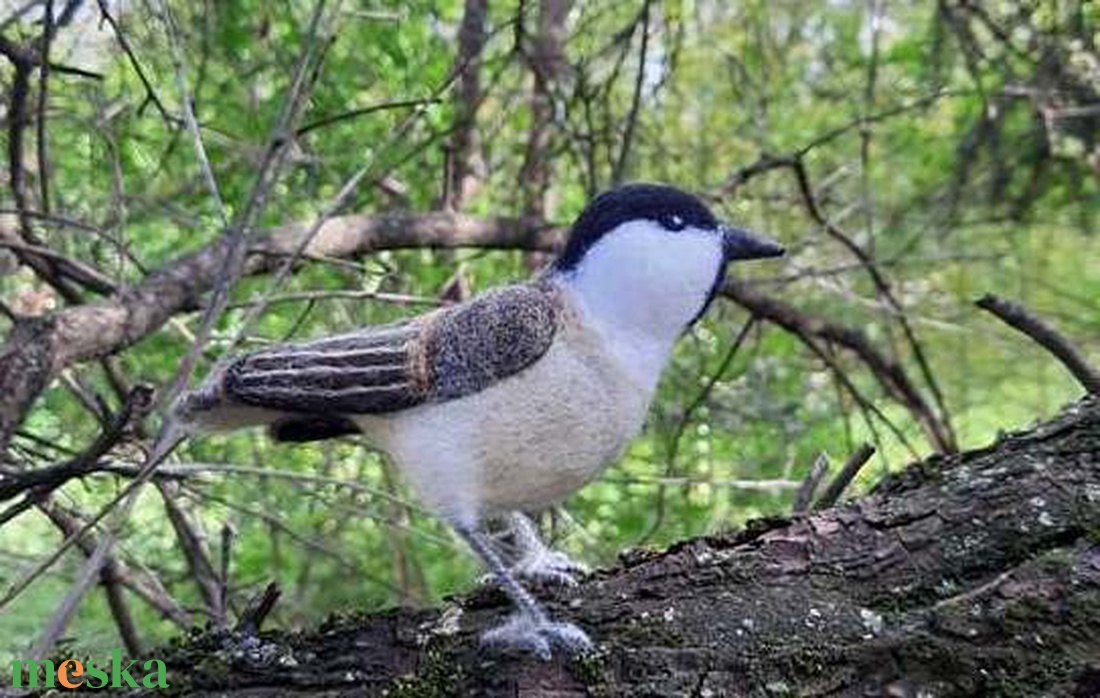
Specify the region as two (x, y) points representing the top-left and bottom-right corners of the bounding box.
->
(512, 550), (588, 587)
(479, 550), (588, 588)
(479, 613), (593, 660)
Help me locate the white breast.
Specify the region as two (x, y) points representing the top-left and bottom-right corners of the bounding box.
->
(354, 290), (654, 526)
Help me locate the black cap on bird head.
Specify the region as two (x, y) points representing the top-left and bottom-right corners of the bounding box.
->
(552, 183), (784, 272)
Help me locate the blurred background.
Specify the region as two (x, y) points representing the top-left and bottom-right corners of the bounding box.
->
(0, 0), (1097, 663)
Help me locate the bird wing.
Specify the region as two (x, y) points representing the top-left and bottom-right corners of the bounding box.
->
(223, 282), (562, 416)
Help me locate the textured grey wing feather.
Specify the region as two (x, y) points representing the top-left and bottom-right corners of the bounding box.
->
(425, 283), (560, 401)
(224, 283), (560, 415)
(225, 320), (419, 413)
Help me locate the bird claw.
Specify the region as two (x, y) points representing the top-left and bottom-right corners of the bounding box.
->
(479, 614), (593, 660)
(513, 550), (588, 587)
(478, 550), (588, 588)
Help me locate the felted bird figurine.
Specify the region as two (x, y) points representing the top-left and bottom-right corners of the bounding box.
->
(176, 183), (784, 658)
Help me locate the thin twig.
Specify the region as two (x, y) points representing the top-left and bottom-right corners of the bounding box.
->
(158, 481), (221, 621)
(0, 238), (118, 292)
(236, 581), (280, 635)
(224, 54), (467, 352)
(0, 497), (35, 527)
(714, 91), (966, 198)
(611, 0), (649, 184)
(814, 443), (875, 510)
(0, 384), (154, 501)
(2, 34), (85, 301)
(976, 294), (1100, 394)
(640, 317), (757, 543)
(35, 0), (54, 216)
(858, 0), (884, 254)
(723, 280), (919, 456)
(94, 0), (172, 123)
(185, 485), (402, 595)
(225, 288), (445, 310)
(154, 0), (231, 226)
(608, 476), (801, 490)
(31, 525), (114, 660)
(296, 97), (442, 136)
(37, 500), (166, 652)
(793, 453), (829, 515)
(788, 158), (956, 453)
(219, 522), (234, 629)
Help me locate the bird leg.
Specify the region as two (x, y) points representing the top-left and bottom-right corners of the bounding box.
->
(477, 513), (587, 587)
(506, 512), (588, 587)
(454, 523), (592, 660)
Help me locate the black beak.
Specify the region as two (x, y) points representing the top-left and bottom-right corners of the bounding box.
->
(721, 224), (785, 262)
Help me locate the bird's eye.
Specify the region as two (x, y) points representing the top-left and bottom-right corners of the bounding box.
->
(661, 214), (686, 231)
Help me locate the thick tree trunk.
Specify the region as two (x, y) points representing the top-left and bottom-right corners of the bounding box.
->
(156, 397), (1100, 696)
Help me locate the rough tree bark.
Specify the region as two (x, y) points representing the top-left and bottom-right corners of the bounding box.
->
(154, 396), (1100, 697)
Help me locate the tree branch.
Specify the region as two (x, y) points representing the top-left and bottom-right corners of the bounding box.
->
(722, 280), (937, 452)
(155, 397), (1100, 696)
(977, 293), (1100, 394)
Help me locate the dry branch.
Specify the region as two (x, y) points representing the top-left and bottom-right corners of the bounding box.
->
(519, 0), (573, 219)
(722, 280), (940, 451)
(0, 384), (154, 501)
(792, 453), (829, 515)
(814, 442), (876, 510)
(444, 0), (489, 209)
(236, 582), (281, 636)
(977, 293), (1100, 395)
(158, 481), (222, 622)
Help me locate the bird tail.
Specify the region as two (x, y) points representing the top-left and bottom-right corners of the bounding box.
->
(171, 384), (221, 431)
(172, 364), (275, 434)
(173, 364), (363, 442)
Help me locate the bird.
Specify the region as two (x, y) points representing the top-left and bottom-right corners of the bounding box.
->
(175, 182), (784, 659)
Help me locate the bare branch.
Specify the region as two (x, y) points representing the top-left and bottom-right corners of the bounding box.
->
(814, 443), (876, 510)
(444, 0), (488, 210)
(94, 0), (172, 123)
(1, 34), (89, 300)
(788, 159), (956, 452)
(722, 280), (928, 454)
(30, 524), (113, 660)
(236, 581), (281, 635)
(793, 453), (829, 515)
(0, 384), (154, 501)
(225, 288), (445, 310)
(297, 98), (442, 137)
(611, 0), (650, 184)
(158, 481), (222, 621)
(641, 317), (757, 543)
(35, 0), (54, 216)
(976, 293), (1100, 394)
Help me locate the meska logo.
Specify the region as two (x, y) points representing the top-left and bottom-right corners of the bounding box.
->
(10, 649), (169, 690)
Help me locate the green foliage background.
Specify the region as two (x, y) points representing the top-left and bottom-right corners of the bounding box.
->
(0, 0), (1097, 662)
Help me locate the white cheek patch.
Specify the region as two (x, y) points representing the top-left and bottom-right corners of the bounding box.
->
(573, 221), (723, 319)
(560, 220), (725, 386)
